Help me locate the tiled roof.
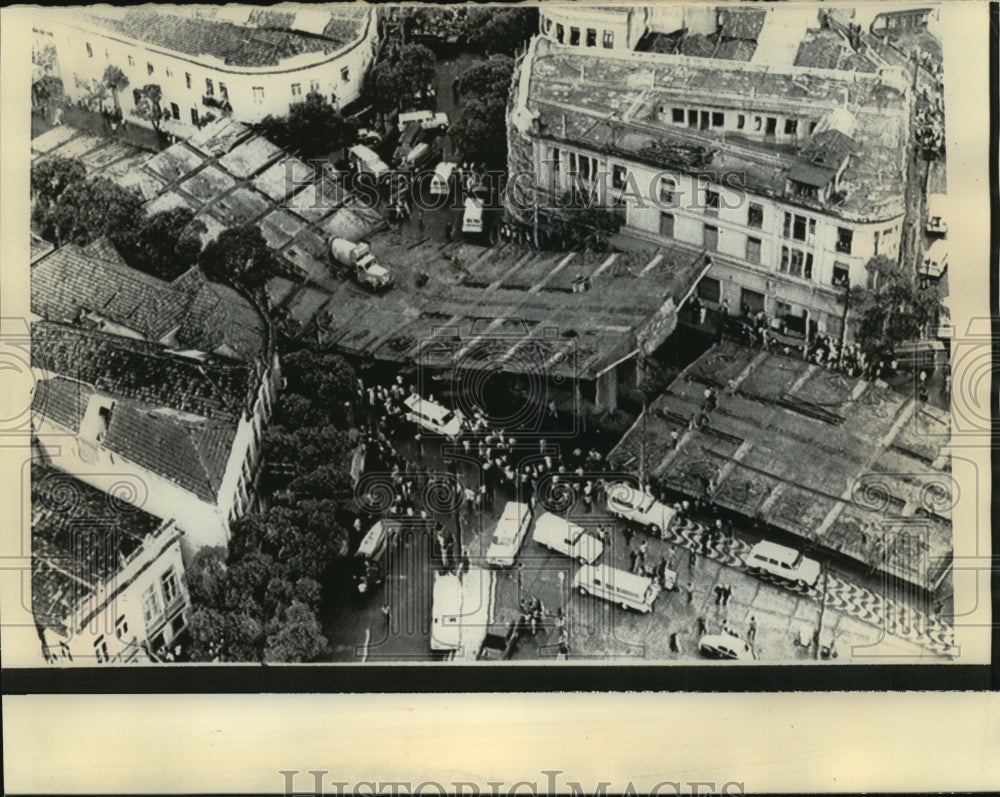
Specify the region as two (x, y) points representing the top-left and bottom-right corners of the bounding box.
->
(801, 129), (857, 169)
(32, 321), (253, 422)
(32, 463), (161, 634)
(82, 7), (366, 68)
(31, 376), (88, 432)
(32, 242), (267, 362)
(679, 34), (716, 59)
(795, 34), (845, 70)
(713, 39), (757, 62)
(718, 8), (767, 42)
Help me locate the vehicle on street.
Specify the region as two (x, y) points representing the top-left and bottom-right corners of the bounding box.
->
(919, 239), (949, 279)
(400, 141), (439, 172)
(329, 238), (394, 292)
(430, 568), (495, 656)
(398, 109), (449, 132)
(573, 563), (661, 612)
(926, 193), (948, 236)
(485, 501), (532, 567)
(698, 633), (756, 660)
(393, 120), (425, 164)
(462, 196), (484, 234)
(356, 127), (383, 146)
(403, 394), (464, 440)
(431, 161), (458, 196)
(348, 144), (390, 182)
(353, 519), (401, 594)
(744, 540), (821, 588)
(604, 483), (677, 536)
(531, 512), (605, 565)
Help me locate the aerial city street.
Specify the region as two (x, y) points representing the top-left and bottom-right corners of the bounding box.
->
(27, 4), (954, 664)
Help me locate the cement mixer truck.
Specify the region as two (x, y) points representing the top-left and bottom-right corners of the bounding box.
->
(329, 238), (394, 292)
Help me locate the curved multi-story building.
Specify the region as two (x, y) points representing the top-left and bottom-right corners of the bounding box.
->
(48, 5), (378, 132)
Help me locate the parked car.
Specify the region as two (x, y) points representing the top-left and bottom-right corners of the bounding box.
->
(605, 483), (677, 536)
(699, 633), (756, 660)
(925, 193), (948, 236)
(744, 540), (821, 588)
(403, 394), (464, 440)
(532, 512), (604, 565)
(918, 239), (949, 280)
(485, 501), (532, 567)
(356, 127), (383, 146)
(573, 563), (661, 612)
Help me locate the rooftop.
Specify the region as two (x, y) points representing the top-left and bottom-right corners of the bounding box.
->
(31, 240), (267, 362)
(73, 6), (368, 68)
(608, 341), (952, 590)
(518, 36), (909, 222)
(31, 462), (167, 636)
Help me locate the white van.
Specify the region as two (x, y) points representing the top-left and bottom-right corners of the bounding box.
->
(348, 144), (390, 181)
(399, 110), (449, 131)
(430, 568), (494, 656)
(744, 540), (820, 588)
(573, 563), (661, 613)
(532, 512), (604, 565)
(485, 501), (532, 567)
(431, 161), (457, 196)
(462, 196), (484, 234)
(404, 394), (464, 439)
(919, 240), (949, 279)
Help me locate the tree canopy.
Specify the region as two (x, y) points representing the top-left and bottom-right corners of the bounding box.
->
(117, 207), (205, 281)
(364, 44), (437, 112)
(458, 8), (539, 55)
(31, 169), (144, 249)
(102, 65), (129, 109)
(198, 223), (278, 293)
(256, 91), (356, 160)
(849, 254), (948, 359)
(449, 57), (515, 169)
(133, 83), (164, 132)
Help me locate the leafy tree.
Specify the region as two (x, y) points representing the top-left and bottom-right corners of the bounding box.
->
(121, 207), (204, 280)
(199, 223), (278, 293)
(74, 75), (109, 111)
(459, 8), (539, 55)
(848, 254), (948, 359)
(365, 44), (436, 113)
(281, 349), (358, 421)
(256, 91), (356, 159)
(33, 75), (65, 109)
(535, 197), (625, 252)
(102, 65), (129, 110)
(263, 600), (328, 663)
(30, 155), (86, 210)
(184, 546), (229, 607)
(134, 83), (164, 133)
(450, 57), (514, 168)
(32, 174), (144, 248)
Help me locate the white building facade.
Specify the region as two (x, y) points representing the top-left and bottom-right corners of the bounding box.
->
(46, 6), (378, 132)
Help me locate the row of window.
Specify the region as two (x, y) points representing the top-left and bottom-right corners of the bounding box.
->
(91, 567), (181, 663)
(662, 104), (817, 138)
(544, 17), (615, 48)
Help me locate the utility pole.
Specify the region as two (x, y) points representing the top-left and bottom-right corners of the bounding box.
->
(815, 564), (829, 660)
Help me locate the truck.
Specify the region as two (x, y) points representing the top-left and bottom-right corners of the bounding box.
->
(329, 238), (394, 292)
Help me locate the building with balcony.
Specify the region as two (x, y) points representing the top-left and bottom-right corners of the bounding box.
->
(507, 35), (911, 344)
(538, 6), (650, 51)
(32, 463), (191, 664)
(45, 5), (378, 132)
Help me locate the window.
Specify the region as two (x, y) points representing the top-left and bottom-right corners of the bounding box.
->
(754, 116), (762, 131)
(737, 114), (746, 129)
(603, 30), (614, 48)
(165, 67), (173, 78)
(127, 55), (135, 67)
(873, 230), (880, 255)
(93, 636), (109, 663)
(291, 82), (302, 97)
(147, 62), (154, 75)
(190, 107), (199, 126)
(746, 237), (762, 264)
(809, 121), (818, 134)
(219, 82), (227, 100)
(712, 112), (725, 128)
(185, 72), (192, 89)
(550, 146), (561, 178)
(170, 102), (179, 120)
(672, 108), (685, 124)
(205, 78), (214, 96)
(703, 224), (719, 250)
(836, 227), (853, 254)
(747, 202), (763, 229)
(86, 42), (93, 58)
(162, 568), (180, 605)
(785, 118), (798, 135)
(659, 212), (675, 238)
(780, 247), (812, 279)
(341, 67), (350, 83)
(105, 49), (109, 59)
(115, 615), (129, 640)
(832, 262), (850, 288)
(659, 175), (676, 205)
(586, 28), (597, 47)
(688, 110), (698, 128)
(783, 212), (812, 242)
(142, 585), (161, 625)
(570, 27), (580, 46)
(310, 80), (319, 93)
(612, 164), (627, 189)
(252, 86), (264, 103)
(697, 276), (721, 303)
(775, 300), (792, 318)
(704, 189), (720, 216)
(556, 23), (564, 43)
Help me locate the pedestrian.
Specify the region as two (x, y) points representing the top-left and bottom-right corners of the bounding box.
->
(748, 616), (757, 645)
(628, 549), (639, 574)
(414, 431), (423, 461)
(623, 525), (634, 546)
(638, 540), (648, 566)
(444, 221), (453, 241)
(697, 616), (707, 637)
(688, 547), (697, 569)
(669, 632), (681, 653)
(714, 584), (724, 606)
(685, 581), (694, 604)
(381, 603), (391, 628)
(722, 584), (732, 607)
